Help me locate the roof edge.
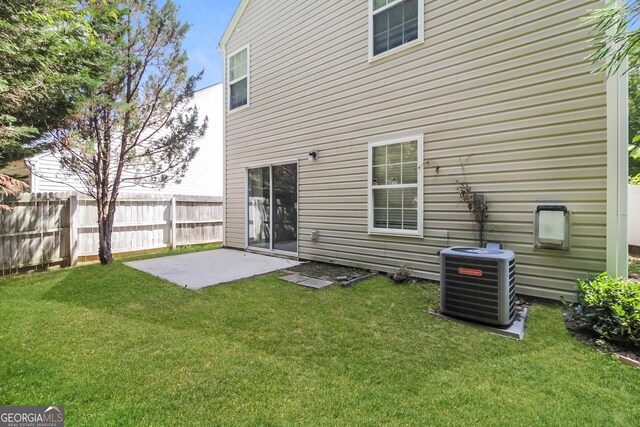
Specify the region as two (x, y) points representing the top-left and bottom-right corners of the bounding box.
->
(217, 0), (251, 52)
(195, 82), (223, 93)
(27, 151), (52, 163)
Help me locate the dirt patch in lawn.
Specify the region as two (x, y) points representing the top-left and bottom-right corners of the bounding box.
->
(287, 261), (442, 288)
(286, 262), (374, 286)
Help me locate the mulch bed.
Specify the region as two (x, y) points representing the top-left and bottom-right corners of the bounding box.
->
(564, 316), (640, 367)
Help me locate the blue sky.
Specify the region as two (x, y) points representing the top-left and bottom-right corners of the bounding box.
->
(173, 0), (242, 89)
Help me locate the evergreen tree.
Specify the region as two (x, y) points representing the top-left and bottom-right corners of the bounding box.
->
(0, 0), (118, 192)
(48, 0), (206, 264)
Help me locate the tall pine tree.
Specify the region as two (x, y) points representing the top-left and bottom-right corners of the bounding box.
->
(48, 0), (206, 264)
(0, 0), (118, 202)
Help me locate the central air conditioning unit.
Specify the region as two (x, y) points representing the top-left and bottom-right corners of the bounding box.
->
(440, 247), (516, 327)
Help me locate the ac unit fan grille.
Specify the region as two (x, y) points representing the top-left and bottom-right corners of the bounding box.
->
(443, 256), (501, 323)
(508, 259), (516, 319)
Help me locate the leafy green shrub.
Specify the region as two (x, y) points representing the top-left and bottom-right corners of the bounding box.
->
(565, 273), (640, 348)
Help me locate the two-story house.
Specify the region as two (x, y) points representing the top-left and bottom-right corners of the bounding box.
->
(218, 0), (628, 300)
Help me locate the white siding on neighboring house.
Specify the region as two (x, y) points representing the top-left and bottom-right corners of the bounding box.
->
(221, 0), (627, 300)
(29, 83), (223, 197)
(630, 186), (640, 246)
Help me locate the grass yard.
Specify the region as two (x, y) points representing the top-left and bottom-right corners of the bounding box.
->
(1, 259), (639, 426)
(630, 255), (640, 278)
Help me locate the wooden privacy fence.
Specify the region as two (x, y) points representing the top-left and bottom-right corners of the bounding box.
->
(0, 192), (223, 274)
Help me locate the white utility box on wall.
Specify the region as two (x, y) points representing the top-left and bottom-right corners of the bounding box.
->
(534, 205), (571, 251)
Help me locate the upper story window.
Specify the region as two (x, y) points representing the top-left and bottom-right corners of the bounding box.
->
(370, 0), (424, 60)
(368, 135), (424, 237)
(228, 45), (249, 111)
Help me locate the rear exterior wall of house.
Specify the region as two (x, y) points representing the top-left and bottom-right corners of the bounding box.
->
(223, 0), (608, 300)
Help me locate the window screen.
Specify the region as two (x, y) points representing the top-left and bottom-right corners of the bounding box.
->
(372, 0), (419, 56)
(371, 140), (419, 231)
(228, 47), (249, 110)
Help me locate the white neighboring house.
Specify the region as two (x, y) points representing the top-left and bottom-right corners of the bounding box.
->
(27, 83), (223, 197)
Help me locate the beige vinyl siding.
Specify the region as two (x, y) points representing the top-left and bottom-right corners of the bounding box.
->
(223, 0), (607, 300)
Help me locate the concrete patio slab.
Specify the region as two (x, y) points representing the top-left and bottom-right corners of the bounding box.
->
(125, 249), (302, 290)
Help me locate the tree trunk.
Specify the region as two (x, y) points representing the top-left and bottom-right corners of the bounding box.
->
(98, 221), (113, 264)
(97, 199), (115, 264)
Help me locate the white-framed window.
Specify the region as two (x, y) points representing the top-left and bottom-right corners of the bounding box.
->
(369, 0), (424, 60)
(368, 134), (424, 237)
(228, 45), (250, 111)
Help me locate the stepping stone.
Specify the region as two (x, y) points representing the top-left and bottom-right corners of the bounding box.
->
(280, 273), (333, 289)
(298, 277), (334, 289)
(281, 273), (307, 284)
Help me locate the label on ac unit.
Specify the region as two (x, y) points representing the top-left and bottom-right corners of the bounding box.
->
(458, 268), (483, 277)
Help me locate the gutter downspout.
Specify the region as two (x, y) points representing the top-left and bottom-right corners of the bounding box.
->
(606, 56), (629, 277)
(217, 43), (227, 248)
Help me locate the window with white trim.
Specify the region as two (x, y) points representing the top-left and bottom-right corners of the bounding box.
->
(368, 136), (423, 236)
(228, 46), (249, 110)
(370, 0), (423, 58)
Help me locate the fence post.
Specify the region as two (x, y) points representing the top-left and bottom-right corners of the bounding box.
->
(171, 196), (177, 250)
(68, 194), (78, 266)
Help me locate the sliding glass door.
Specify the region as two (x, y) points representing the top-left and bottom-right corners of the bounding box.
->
(247, 163), (297, 253)
(248, 167), (271, 249)
(273, 164), (298, 252)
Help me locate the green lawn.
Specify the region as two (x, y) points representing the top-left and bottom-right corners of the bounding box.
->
(0, 260), (638, 426)
(630, 256), (640, 276)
